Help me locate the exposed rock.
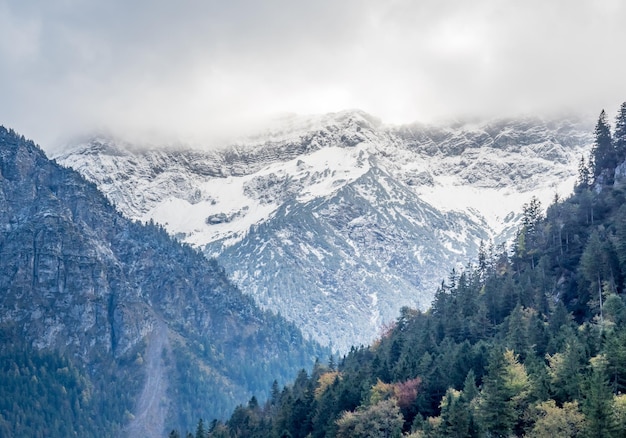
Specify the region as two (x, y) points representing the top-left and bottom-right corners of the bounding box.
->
(56, 111), (594, 350)
(0, 126), (327, 434)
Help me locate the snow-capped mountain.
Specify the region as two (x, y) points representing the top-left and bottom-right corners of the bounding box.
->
(56, 111), (593, 350)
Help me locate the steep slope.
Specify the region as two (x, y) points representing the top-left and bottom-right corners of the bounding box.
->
(57, 111), (593, 349)
(214, 166), (488, 348)
(124, 321), (169, 437)
(0, 127), (327, 436)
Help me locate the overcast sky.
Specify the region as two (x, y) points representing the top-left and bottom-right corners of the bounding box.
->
(2, 0), (626, 149)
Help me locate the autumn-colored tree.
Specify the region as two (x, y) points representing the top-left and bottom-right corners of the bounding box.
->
(393, 377), (421, 411)
(527, 400), (585, 438)
(335, 400), (404, 438)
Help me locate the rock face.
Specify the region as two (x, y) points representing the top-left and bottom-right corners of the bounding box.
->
(0, 126), (327, 435)
(56, 111), (593, 350)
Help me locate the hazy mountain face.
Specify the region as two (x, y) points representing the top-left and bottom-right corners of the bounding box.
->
(0, 126), (326, 435)
(57, 111), (593, 350)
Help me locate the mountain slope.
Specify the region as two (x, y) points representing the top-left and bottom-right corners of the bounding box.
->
(0, 127), (327, 436)
(194, 155), (626, 438)
(57, 111), (593, 349)
(215, 166), (489, 347)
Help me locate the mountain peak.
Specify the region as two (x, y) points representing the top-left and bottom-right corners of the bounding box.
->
(55, 113), (594, 351)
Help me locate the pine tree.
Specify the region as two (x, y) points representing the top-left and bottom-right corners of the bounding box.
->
(515, 197), (544, 269)
(195, 419), (206, 438)
(591, 109), (616, 183)
(604, 327), (626, 395)
(546, 338), (586, 403)
(476, 349), (531, 437)
(270, 380), (281, 406)
(504, 305), (529, 358)
(576, 155), (592, 191)
(462, 369), (479, 403)
(475, 349), (515, 436)
(582, 355), (617, 437)
(439, 388), (471, 437)
(614, 102), (626, 165)
(580, 230), (619, 324)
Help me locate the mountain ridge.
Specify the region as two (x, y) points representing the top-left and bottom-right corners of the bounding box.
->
(56, 111), (594, 350)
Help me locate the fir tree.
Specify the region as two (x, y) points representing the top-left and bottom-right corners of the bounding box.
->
(614, 102), (626, 165)
(582, 355), (617, 437)
(576, 155), (592, 191)
(438, 387), (476, 437)
(591, 109), (616, 183)
(475, 349), (515, 436)
(195, 419), (206, 438)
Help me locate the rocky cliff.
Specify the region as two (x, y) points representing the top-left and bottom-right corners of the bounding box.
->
(0, 126), (327, 436)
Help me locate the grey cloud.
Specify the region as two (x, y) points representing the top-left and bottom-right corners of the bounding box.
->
(1, 0), (626, 149)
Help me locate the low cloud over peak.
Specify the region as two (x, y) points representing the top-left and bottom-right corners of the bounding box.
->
(1, 0), (625, 150)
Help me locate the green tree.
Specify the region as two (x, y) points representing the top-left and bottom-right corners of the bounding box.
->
(476, 350), (513, 436)
(438, 388), (471, 437)
(195, 419), (206, 438)
(462, 369), (479, 403)
(591, 109), (616, 183)
(604, 294), (626, 326)
(504, 305), (530, 359)
(582, 355), (617, 437)
(614, 102), (626, 164)
(515, 197), (544, 270)
(576, 155), (592, 192)
(580, 230), (619, 324)
(546, 339), (586, 403)
(475, 349), (531, 436)
(311, 376), (340, 438)
(604, 326), (626, 394)
(613, 205), (626, 279)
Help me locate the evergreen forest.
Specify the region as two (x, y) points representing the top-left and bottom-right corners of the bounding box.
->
(173, 103), (626, 437)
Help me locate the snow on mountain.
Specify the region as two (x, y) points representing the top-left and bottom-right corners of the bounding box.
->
(56, 111), (593, 350)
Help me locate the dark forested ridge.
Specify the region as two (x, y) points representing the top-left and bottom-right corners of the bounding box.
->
(0, 127), (328, 436)
(179, 105), (626, 437)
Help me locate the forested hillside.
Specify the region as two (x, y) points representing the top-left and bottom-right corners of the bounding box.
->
(0, 127), (328, 436)
(177, 105), (626, 437)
